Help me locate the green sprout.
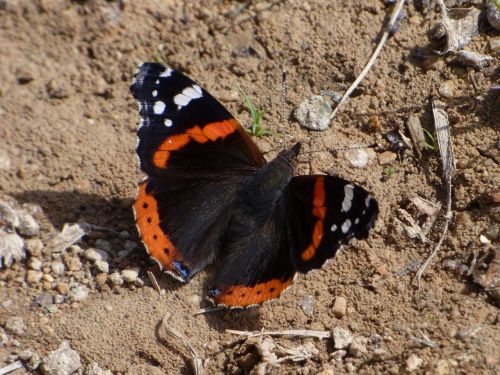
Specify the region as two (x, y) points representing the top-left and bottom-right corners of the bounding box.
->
(422, 128), (438, 152)
(383, 167), (396, 177)
(153, 50), (166, 65)
(240, 90), (275, 137)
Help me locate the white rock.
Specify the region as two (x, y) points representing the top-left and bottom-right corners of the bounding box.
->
(84, 248), (109, 262)
(345, 147), (375, 168)
(0, 149), (11, 170)
(332, 327), (353, 349)
(0, 227), (25, 268)
(16, 210), (40, 237)
(331, 349), (347, 361)
(332, 296), (347, 318)
(294, 95), (333, 131)
(87, 361), (113, 375)
(299, 295), (315, 317)
(68, 285), (89, 302)
(348, 336), (368, 358)
(28, 257), (43, 271)
(0, 327), (8, 346)
(109, 272), (123, 286)
(26, 270), (43, 284)
(406, 354), (424, 372)
(51, 261), (65, 276)
(121, 267), (140, 283)
(94, 260), (109, 273)
(41, 341), (81, 375)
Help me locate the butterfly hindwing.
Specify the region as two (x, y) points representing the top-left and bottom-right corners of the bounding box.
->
(130, 62), (265, 178)
(288, 175), (378, 273)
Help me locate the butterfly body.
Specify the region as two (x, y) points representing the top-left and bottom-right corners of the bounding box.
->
(131, 63), (378, 307)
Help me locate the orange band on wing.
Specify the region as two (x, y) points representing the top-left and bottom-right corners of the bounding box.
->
(133, 181), (180, 270)
(151, 119), (238, 168)
(301, 177), (327, 261)
(214, 278), (294, 307)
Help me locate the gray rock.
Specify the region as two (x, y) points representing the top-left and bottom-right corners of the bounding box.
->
(94, 260), (109, 274)
(348, 336), (368, 358)
(28, 257), (43, 271)
(406, 354), (424, 372)
(41, 341), (81, 375)
(51, 261), (65, 276)
(84, 248), (109, 263)
(331, 349), (347, 361)
(35, 292), (54, 307)
(332, 327), (353, 349)
(299, 295), (315, 317)
(94, 239), (111, 252)
(0, 228), (25, 268)
(86, 361), (113, 375)
(294, 95), (332, 131)
(108, 272), (123, 286)
(16, 211), (40, 237)
(5, 316), (26, 335)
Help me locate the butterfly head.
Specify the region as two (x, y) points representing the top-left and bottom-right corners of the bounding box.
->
(277, 142), (301, 171)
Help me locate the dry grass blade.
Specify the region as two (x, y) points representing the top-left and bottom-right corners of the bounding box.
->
(0, 361), (23, 375)
(147, 270), (164, 295)
(226, 329), (331, 340)
(414, 101), (455, 290)
(406, 115), (426, 158)
(329, 0), (406, 122)
(158, 314), (203, 375)
(193, 306), (225, 316)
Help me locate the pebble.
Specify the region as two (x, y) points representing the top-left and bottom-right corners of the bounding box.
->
(68, 285), (89, 302)
(87, 361), (113, 375)
(332, 327), (353, 349)
(5, 316), (26, 335)
(26, 270), (43, 284)
(94, 239), (111, 252)
(299, 295), (315, 316)
(51, 261), (65, 276)
(0, 328), (8, 346)
(95, 273), (108, 285)
(56, 282), (69, 295)
(43, 273), (54, 283)
(28, 257), (43, 271)
(84, 248), (109, 263)
(108, 272), (123, 286)
(25, 238), (43, 257)
(348, 336), (368, 358)
(487, 1), (500, 31)
(54, 295), (65, 304)
(345, 148), (375, 168)
(0, 228), (25, 267)
(94, 260), (109, 274)
(294, 95), (333, 131)
(332, 296), (347, 318)
(438, 81), (455, 98)
(378, 151), (397, 166)
(123, 240), (138, 252)
(0, 149), (11, 170)
(331, 349), (347, 361)
(455, 325), (482, 341)
(66, 257), (82, 271)
(35, 292), (54, 307)
(18, 348), (35, 361)
(41, 341), (82, 375)
(16, 211), (40, 237)
(406, 354), (424, 372)
(121, 267), (139, 283)
(345, 362), (356, 373)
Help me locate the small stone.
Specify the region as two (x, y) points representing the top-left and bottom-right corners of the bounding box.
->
(15, 66), (35, 84)
(86, 361), (113, 375)
(66, 257), (82, 271)
(5, 316), (26, 335)
(332, 296), (347, 318)
(51, 261), (65, 276)
(27, 270), (43, 284)
(27, 352), (42, 371)
(123, 240), (138, 252)
(372, 348), (387, 360)
(46, 305), (58, 314)
(438, 81), (454, 98)
(108, 272), (123, 286)
(345, 147), (376, 168)
(56, 282), (69, 295)
(0, 149), (10, 170)
(487, 1), (500, 31)
(84, 248), (109, 263)
(433, 359), (450, 375)
(35, 292), (54, 307)
(94, 239), (111, 252)
(490, 37), (500, 53)
(94, 260), (109, 274)
(43, 273), (54, 283)
(299, 295), (315, 317)
(348, 336), (368, 358)
(345, 362), (356, 373)
(95, 273), (108, 285)
(28, 257), (43, 271)
(41, 341), (82, 375)
(54, 295), (65, 304)
(68, 285), (89, 302)
(0, 228), (25, 268)
(121, 267), (139, 283)
(134, 278), (144, 287)
(25, 238), (43, 257)
(118, 230), (130, 239)
(332, 327), (353, 349)
(331, 349), (347, 361)
(455, 325), (482, 341)
(406, 354), (423, 372)
(18, 348), (35, 361)
(46, 79), (72, 99)
(0, 328), (8, 346)
(294, 95), (333, 131)
(16, 211), (40, 237)
(377, 151), (397, 166)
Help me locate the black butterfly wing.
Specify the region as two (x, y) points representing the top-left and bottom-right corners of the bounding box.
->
(287, 175), (378, 273)
(130, 62), (266, 178)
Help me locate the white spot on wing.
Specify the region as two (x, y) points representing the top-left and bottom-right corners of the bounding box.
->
(183, 86), (203, 99)
(164, 119), (172, 127)
(174, 93), (190, 109)
(174, 85), (203, 110)
(354, 218), (360, 225)
(159, 67), (173, 77)
(155, 79), (160, 85)
(152, 90), (158, 97)
(341, 184), (354, 213)
(341, 219), (352, 233)
(331, 224), (337, 232)
(365, 195), (372, 208)
(153, 101), (166, 114)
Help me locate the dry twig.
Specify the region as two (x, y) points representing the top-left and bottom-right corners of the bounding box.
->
(146, 270), (164, 295)
(226, 329), (330, 340)
(414, 101), (455, 290)
(0, 361), (23, 375)
(157, 313), (203, 375)
(329, 0), (406, 122)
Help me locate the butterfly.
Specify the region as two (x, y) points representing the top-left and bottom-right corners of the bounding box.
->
(130, 62), (378, 307)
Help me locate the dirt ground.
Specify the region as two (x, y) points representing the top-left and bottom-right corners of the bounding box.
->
(0, 0), (499, 374)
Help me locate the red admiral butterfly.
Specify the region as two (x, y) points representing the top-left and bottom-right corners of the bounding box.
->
(130, 63), (378, 307)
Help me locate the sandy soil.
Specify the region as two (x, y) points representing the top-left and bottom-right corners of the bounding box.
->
(0, 0), (499, 374)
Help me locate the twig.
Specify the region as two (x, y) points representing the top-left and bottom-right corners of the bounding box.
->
(395, 259), (422, 277)
(193, 306), (225, 316)
(147, 270), (163, 295)
(158, 314), (203, 375)
(0, 361), (23, 375)
(226, 329), (331, 340)
(414, 101), (455, 290)
(410, 331), (437, 348)
(329, 0), (406, 122)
